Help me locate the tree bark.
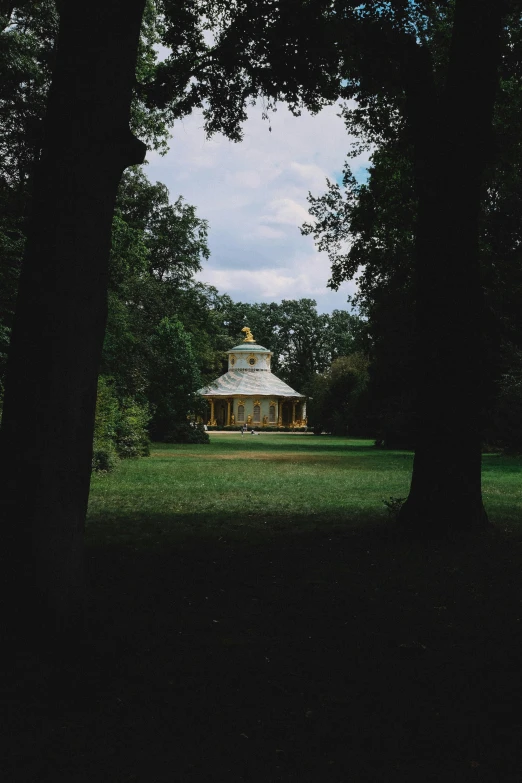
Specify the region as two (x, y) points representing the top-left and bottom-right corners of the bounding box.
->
(0, 0), (147, 633)
(398, 0), (506, 533)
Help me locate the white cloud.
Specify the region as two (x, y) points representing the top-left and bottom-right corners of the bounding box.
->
(260, 198), (311, 227)
(146, 100), (370, 313)
(200, 264), (328, 300)
(288, 161), (329, 190)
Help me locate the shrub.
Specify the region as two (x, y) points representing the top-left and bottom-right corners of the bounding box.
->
(92, 376), (151, 471)
(92, 377), (119, 472)
(166, 423), (210, 444)
(92, 440), (119, 473)
(116, 398), (150, 458)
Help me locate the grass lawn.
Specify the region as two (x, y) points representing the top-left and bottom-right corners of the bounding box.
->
(86, 435), (416, 546)
(86, 433), (522, 545)
(6, 435), (522, 782)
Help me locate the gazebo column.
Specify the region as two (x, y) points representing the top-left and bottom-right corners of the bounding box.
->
(302, 399), (307, 423)
(278, 398), (282, 427)
(227, 398), (231, 426)
(292, 400), (297, 428)
(209, 398), (215, 426)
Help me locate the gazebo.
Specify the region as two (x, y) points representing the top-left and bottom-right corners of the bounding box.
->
(198, 327), (306, 428)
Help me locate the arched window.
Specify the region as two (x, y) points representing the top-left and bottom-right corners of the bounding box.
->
(253, 404), (261, 423)
(269, 404), (276, 423)
(237, 405), (245, 422)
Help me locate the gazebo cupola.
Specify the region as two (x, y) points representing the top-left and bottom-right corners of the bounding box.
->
(227, 326), (273, 372)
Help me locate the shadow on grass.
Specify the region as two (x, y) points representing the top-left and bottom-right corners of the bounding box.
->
(7, 513), (522, 782)
(482, 452), (522, 473)
(86, 507), (390, 549)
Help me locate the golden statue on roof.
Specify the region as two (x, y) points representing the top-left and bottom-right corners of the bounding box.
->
(241, 326), (255, 343)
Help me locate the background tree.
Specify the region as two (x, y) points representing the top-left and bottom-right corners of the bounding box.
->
(147, 317), (206, 441)
(216, 297), (365, 394)
(302, 142), (417, 447)
(276, 299), (330, 391)
(303, 5), (522, 454)
(307, 353), (369, 435)
(101, 167), (212, 394)
(0, 2), (171, 395)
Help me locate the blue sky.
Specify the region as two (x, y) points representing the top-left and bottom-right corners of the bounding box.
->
(146, 100), (371, 314)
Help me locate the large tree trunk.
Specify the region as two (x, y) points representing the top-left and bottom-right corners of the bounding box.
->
(0, 0), (146, 633)
(398, 0), (506, 533)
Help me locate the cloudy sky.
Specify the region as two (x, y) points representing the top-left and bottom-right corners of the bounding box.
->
(146, 101), (371, 314)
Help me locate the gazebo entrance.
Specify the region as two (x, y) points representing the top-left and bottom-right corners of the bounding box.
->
(216, 400), (227, 427)
(281, 401), (292, 426)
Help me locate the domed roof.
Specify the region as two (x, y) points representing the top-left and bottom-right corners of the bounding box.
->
(198, 327), (304, 399)
(199, 370), (304, 398)
(228, 342), (269, 353)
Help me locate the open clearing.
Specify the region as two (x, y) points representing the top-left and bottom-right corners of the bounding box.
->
(6, 435), (522, 782)
(87, 434), (522, 544)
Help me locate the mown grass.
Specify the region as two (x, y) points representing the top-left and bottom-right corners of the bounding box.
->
(7, 436), (522, 782)
(86, 433), (522, 546)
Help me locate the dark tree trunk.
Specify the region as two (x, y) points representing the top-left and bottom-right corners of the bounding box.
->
(398, 0), (506, 533)
(0, 0), (147, 632)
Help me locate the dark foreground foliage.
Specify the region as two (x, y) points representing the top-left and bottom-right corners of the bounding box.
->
(5, 522), (522, 782)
